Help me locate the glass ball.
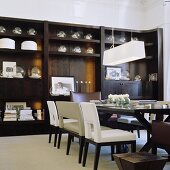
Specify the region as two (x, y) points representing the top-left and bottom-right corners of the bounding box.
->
(28, 66), (41, 79)
(121, 70), (130, 80)
(14, 66), (25, 78)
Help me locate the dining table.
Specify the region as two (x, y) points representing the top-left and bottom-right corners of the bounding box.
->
(96, 101), (170, 153)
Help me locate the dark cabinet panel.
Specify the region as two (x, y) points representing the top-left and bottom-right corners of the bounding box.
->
(102, 80), (142, 100)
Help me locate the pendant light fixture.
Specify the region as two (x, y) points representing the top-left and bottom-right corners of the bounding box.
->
(103, 39), (146, 66)
(103, 1), (146, 66)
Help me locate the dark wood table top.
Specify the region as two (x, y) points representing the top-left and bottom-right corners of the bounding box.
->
(96, 103), (170, 116)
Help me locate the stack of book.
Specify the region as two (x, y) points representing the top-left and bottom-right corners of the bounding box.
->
(19, 110), (34, 121)
(3, 110), (17, 121)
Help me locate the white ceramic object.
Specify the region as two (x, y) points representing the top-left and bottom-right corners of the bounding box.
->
(21, 41), (37, 50)
(0, 38), (15, 49)
(13, 27), (22, 34)
(27, 28), (37, 35)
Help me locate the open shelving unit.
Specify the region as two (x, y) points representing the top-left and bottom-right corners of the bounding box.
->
(44, 21), (101, 101)
(0, 17), (46, 136)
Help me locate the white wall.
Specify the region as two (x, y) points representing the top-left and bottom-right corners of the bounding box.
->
(163, 2), (170, 100)
(142, 1), (164, 29)
(0, 0), (144, 29)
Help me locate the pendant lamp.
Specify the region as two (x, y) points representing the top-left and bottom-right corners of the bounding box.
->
(103, 40), (146, 66)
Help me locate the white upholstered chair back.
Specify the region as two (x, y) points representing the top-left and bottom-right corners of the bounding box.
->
(56, 101), (85, 136)
(47, 101), (59, 127)
(80, 102), (102, 142)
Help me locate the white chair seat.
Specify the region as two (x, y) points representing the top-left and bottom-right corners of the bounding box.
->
(64, 119), (78, 123)
(64, 122), (111, 134)
(92, 129), (136, 143)
(117, 116), (137, 123)
(64, 119), (79, 133)
(100, 126), (112, 130)
(64, 121), (80, 134)
(130, 120), (142, 126)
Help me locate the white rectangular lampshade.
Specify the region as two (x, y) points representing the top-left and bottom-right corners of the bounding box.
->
(103, 40), (145, 66)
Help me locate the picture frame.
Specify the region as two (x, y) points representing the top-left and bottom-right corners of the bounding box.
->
(51, 76), (75, 96)
(105, 67), (121, 80)
(3, 61), (16, 78)
(5, 102), (27, 111)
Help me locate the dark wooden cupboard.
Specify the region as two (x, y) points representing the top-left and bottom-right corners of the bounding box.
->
(0, 17), (46, 135)
(102, 80), (142, 100)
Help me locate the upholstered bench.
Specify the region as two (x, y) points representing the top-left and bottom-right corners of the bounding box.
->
(113, 152), (167, 170)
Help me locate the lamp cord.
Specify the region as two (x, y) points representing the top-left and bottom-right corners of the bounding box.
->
(111, 28), (114, 48)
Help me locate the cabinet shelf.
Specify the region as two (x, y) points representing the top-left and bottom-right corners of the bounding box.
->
(0, 48), (42, 54)
(0, 96), (44, 101)
(145, 56), (153, 59)
(0, 77), (42, 81)
(0, 33), (43, 39)
(0, 120), (44, 124)
(105, 41), (126, 45)
(49, 36), (100, 43)
(105, 41), (154, 47)
(145, 42), (154, 46)
(49, 51), (100, 57)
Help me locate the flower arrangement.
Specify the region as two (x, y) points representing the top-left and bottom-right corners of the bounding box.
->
(108, 94), (130, 106)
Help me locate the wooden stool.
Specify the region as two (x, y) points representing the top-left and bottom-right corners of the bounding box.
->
(113, 152), (167, 170)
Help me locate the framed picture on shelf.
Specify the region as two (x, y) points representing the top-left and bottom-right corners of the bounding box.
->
(2, 61), (16, 78)
(51, 76), (75, 96)
(5, 102), (27, 111)
(105, 67), (121, 80)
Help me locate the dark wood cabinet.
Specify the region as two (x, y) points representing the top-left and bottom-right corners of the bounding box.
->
(102, 80), (142, 100)
(0, 17), (46, 136)
(101, 27), (163, 101)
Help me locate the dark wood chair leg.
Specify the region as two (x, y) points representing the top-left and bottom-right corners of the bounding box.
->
(66, 133), (72, 155)
(94, 144), (101, 170)
(152, 144), (157, 154)
(54, 127), (59, 147)
(131, 141), (136, 152)
(116, 144), (121, 153)
(147, 130), (150, 141)
(79, 136), (85, 164)
(111, 145), (115, 161)
(137, 128), (140, 138)
(49, 126), (52, 143)
(82, 141), (89, 167)
(57, 130), (62, 149)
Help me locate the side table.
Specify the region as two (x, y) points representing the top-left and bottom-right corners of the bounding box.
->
(113, 152), (167, 170)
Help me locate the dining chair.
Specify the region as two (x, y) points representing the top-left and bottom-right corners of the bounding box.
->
(70, 91), (114, 126)
(47, 101), (59, 147)
(117, 114), (150, 138)
(47, 101), (77, 147)
(80, 102), (136, 170)
(55, 101), (85, 163)
(152, 121), (170, 157)
(70, 91), (101, 103)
